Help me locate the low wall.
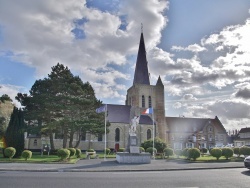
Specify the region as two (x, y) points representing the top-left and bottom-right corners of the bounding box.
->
(116, 152), (151, 164)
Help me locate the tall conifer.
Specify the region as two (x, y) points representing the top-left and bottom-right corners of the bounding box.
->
(5, 107), (25, 157)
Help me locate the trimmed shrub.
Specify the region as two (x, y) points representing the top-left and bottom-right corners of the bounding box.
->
(87, 149), (95, 152)
(104, 148), (111, 155)
(141, 137), (167, 153)
(239, 146), (250, 157)
(182, 148), (189, 158)
(68, 148), (76, 158)
(200, 148), (208, 155)
(118, 148), (125, 152)
(21, 150), (32, 161)
(75, 148), (82, 158)
(4, 147), (16, 160)
(233, 147), (240, 157)
(174, 149), (182, 158)
(146, 147), (157, 155)
(210, 148), (222, 160)
(164, 148), (174, 159)
(139, 147), (145, 153)
(57, 148), (70, 161)
(188, 148), (200, 161)
(221, 147), (233, 160)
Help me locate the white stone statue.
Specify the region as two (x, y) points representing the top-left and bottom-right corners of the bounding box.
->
(130, 116), (140, 135)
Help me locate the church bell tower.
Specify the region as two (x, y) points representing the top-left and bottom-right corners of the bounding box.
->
(125, 28), (167, 142)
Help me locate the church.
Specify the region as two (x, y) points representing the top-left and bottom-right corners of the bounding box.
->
(25, 30), (229, 151)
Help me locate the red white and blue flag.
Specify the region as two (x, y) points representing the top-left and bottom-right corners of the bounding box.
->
(142, 108), (153, 114)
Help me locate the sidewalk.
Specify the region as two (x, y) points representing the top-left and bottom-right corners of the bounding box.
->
(0, 158), (245, 172)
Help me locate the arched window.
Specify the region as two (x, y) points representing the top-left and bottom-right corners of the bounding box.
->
(147, 129), (151, 140)
(148, 96), (152, 108)
(142, 95), (145, 107)
(115, 128), (120, 142)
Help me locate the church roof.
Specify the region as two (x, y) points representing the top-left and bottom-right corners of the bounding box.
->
(106, 104), (131, 124)
(133, 32), (150, 85)
(166, 116), (226, 133)
(239, 127), (250, 133)
(106, 104), (154, 125)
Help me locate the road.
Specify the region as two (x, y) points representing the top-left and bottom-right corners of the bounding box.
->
(0, 168), (249, 188)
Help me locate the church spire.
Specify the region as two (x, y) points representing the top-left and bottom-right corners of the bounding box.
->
(133, 26), (150, 85)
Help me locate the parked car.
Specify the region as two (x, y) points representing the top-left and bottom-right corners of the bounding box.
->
(244, 156), (250, 169)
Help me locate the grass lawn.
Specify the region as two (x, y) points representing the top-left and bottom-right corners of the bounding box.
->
(0, 151), (117, 163)
(0, 152), (79, 164)
(0, 151), (244, 163)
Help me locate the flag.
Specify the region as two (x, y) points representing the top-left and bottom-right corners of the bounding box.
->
(96, 105), (106, 113)
(142, 108), (153, 114)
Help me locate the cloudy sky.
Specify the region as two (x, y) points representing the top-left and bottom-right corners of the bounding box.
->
(1, 0), (250, 131)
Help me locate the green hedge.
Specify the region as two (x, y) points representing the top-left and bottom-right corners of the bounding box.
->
(57, 148), (70, 161)
(4, 147), (16, 160)
(163, 148), (174, 158)
(21, 150), (32, 161)
(188, 148), (200, 161)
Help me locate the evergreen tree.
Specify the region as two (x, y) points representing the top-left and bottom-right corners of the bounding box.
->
(5, 107), (25, 158)
(16, 63), (108, 150)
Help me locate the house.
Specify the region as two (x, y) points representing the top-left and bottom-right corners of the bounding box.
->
(234, 128), (250, 147)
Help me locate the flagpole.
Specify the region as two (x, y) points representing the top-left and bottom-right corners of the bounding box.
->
(152, 107), (155, 159)
(104, 104), (107, 161)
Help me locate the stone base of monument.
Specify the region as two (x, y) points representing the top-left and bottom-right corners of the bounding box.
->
(116, 152), (151, 164)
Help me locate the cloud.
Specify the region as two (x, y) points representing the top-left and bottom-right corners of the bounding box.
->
(182, 94), (197, 101)
(173, 102), (182, 109)
(0, 84), (25, 107)
(0, 0), (169, 103)
(172, 44), (206, 53)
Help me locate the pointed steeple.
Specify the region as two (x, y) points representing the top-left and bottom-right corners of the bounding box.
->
(156, 76), (164, 86)
(133, 28), (150, 85)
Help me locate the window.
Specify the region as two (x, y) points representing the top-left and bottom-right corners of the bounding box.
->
(148, 96), (152, 108)
(200, 143), (206, 148)
(174, 143), (182, 150)
(142, 95), (145, 107)
(209, 135), (212, 141)
(147, 129), (151, 140)
(81, 131), (86, 141)
(186, 142), (194, 148)
(209, 127), (213, 132)
(33, 139), (37, 146)
(220, 135), (224, 141)
(98, 133), (102, 141)
(115, 128), (120, 142)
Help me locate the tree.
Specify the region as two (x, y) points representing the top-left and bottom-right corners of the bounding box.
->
(221, 147), (233, 160)
(239, 146), (250, 157)
(233, 147), (240, 157)
(164, 148), (174, 159)
(188, 148), (201, 161)
(16, 63), (108, 150)
(0, 94), (12, 103)
(141, 137), (167, 153)
(5, 107), (25, 158)
(210, 148), (222, 160)
(0, 94), (13, 139)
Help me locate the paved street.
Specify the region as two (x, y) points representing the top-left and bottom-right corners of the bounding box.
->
(0, 168), (249, 188)
(0, 158), (245, 172)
